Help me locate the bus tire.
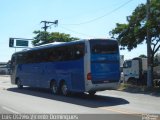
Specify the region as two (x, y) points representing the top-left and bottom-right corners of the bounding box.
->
(17, 79), (23, 89)
(50, 81), (58, 95)
(89, 91), (96, 96)
(61, 81), (69, 96)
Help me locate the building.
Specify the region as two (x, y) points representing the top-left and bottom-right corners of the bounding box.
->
(0, 62), (10, 75)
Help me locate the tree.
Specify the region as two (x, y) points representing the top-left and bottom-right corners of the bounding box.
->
(139, 54), (147, 58)
(110, 0), (160, 86)
(32, 31), (79, 46)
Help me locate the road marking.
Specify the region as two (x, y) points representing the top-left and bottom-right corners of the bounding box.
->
(99, 107), (141, 116)
(2, 106), (19, 114)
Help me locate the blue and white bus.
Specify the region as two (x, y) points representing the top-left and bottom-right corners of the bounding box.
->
(10, 39), (120, 96)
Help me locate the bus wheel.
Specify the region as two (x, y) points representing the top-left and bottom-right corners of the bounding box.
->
(51, 81), (58, 94)
(61, 82), (69, 96)
(17, 79), (23, 89)
(89, 91), (96, 96)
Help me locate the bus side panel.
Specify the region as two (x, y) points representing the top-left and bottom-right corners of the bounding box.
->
(70, 59), (85, 92)
(55, 59), (85, 92)
(17, 64), (39, 87)
(10, 65), (17, 85)
(15, 58), (85, 92)
(39, 63), (57, 88)
(16, 64), (29, 86)
(36, 59), (85, 92)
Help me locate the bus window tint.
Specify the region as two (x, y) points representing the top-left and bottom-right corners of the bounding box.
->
(17, 53), (25, 64)
(72, 43), (85, 60)
(90, 40), (118, 54)
(13, 42), (85, 64)
(38, 43), (84, 62)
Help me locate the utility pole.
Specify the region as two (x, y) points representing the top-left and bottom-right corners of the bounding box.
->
(40, 20), (58, 41)
(41, 20), (58, 32)
(41, 21), (48, 32)
(147, 0), (152, 87)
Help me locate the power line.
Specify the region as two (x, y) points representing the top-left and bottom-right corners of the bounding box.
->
(63, 0), (134, 26)
(59, 26), (96, 38)
(60, 1), (127, 20)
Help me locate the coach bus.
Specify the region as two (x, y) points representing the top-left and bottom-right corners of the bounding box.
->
(10, 39), (120, 96)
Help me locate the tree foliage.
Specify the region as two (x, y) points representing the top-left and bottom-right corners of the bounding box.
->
(139, 54), (147, 58)
(110, 0), (160, 59)
(32, 31), (79, 46)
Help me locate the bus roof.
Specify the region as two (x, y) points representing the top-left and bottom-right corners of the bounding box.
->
(12, 39), (117, 55)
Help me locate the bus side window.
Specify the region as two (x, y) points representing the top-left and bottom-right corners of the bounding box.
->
(48, 47), (60, 62)
(73, 43), (84, 60)
(17, 53), (25, 64)
(28, 52), (34, 63)
(63, 46), (73, 61)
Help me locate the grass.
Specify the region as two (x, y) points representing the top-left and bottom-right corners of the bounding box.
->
(118, 83), (160, 96)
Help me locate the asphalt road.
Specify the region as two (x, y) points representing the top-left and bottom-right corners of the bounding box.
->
(0, 75), (160, 120)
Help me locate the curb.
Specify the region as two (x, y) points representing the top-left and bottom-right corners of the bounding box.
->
(0, 75), (10, 77)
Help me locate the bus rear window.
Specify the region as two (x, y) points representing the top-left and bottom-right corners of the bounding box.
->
(90, 40), (118, 54)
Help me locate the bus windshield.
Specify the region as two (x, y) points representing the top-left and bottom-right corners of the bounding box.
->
(90, 40), (118, 54)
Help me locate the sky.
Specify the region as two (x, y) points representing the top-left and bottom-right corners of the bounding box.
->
(0, 0), (147, 62)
